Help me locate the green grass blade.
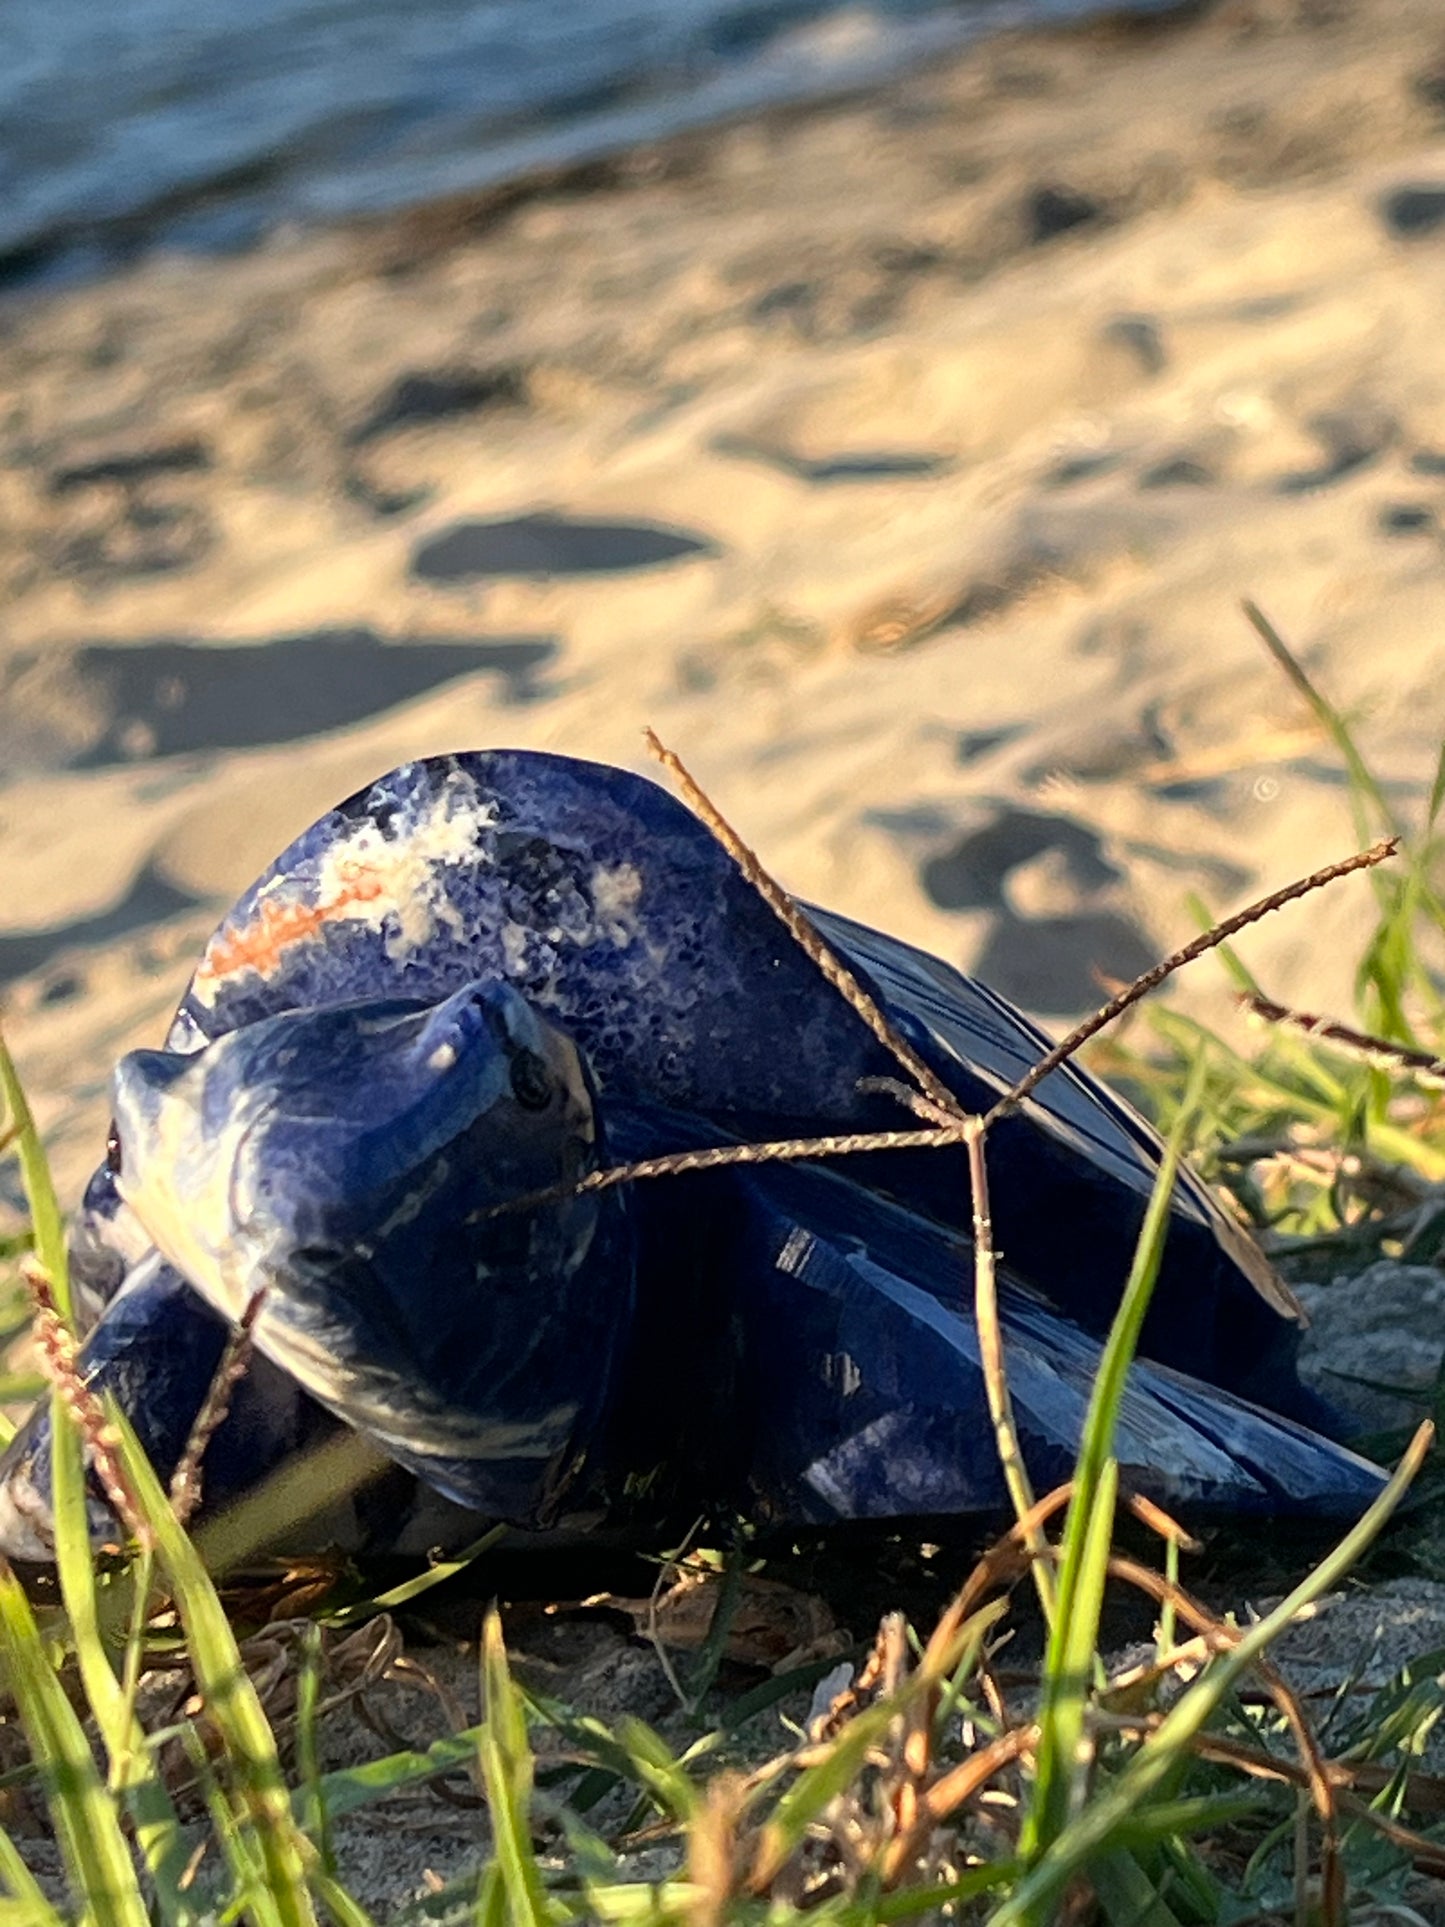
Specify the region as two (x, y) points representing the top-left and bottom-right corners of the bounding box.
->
(295, 1620), (335, 1881)
(682, 1545), (743, 1713)
(521, 1688), (709, 1826)
(302, 1734), (483, 1819)
(1086, 1848), (1186, 1927)
(309, 1873), (382, 1927)
(1426, 739), (1445, 833)
(844, 1866), (1019, 1922)
(1024, 1460), (1119, 1862)
(1182, 895), (1260, 996)
(0, 1022), (194, 1916)
(478, 1609), (552, 1927)
(326, 1522), (507, 1628)
(0, 1028), (71, 1323)
(302, 1729), (483, 1824)
(50, 1415), (194, 1920)
(1108, 1790), (1266, 1848)
(1243, 601), (1403, 846)
(993, 1422), (1432, 1924)
(108, 1403), (320, 1927)
(581, 1880), (693, 1923)
(179, 1718), (284, 1927)
(0, 1823), (66, 1924)
(753, 1700), (902, 1873)
(474, 1862), (508, 1927)
(1149, 1010), (1445, 1184)
(1023, 1072), (1198, 1869)
(608, 1719), (702, 1826)
(0, 1563), (149, 1927)
(749, 1657), (966, 1893)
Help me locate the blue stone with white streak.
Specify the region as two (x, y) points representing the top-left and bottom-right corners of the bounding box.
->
(0, 752), (1386, 1560)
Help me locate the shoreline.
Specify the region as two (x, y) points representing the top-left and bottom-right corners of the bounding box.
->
(0, 0), (1209, 300)
(4, 0), (1445, 1204)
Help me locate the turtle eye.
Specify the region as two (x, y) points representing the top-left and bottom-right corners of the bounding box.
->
(509, 1049), (553, 1112)
(105, 1125), (122, 1177)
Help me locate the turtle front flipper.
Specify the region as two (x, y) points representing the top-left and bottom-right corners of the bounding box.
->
(0, 1253), (321, 1560)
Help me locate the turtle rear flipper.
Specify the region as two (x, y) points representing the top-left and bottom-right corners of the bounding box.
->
(814, 905), (1310, 1413)
(682, 1157), (1385, 1526)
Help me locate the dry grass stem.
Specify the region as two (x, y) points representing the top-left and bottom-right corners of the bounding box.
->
(1242, 600), (1407, 838)
(879, 1728), (1034, 1886)
(720, 1474), (1445, 1907)
(1096, 1714), (1445, 1880)
(1104, 1550), (1344, 1914)
(646, 1516), (705, 1710)
(169, 1287), (267, 1526)
(648, 732), (1066, 1583)
(481, 1121), (972, 1217)
(984, 836), (1398, 1126)
(1123, 1491), (1200, 1550)
(644, 728), (966, 1122)
(1132, 724), (1323, 791)
(964, 1120), (1050, 1595)
(1243, 992), (1445, 1084)
(21, 1256), (152, 1550)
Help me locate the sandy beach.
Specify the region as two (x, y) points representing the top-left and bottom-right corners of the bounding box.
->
(3, 0), (1445, 1214)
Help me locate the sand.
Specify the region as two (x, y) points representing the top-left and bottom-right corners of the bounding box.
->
(3, 0), (1445, 1210)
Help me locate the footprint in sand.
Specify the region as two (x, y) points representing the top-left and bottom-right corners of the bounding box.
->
(1025, 183), (1106, 245)
(1, 629), (558, 775)
(920, 806), (1153, 1017)
(1274, 407), (1395, 495)
(411, 512), (716, 584)
(1100, 314), (1167, 377)
(1379, 183), (1445, 239)
(1378, 502), (1438, 536)
(48, 439), (212, 493)
(348, 365), (528, 444)
(1138, 452), (1218, 490)
(710, 432), (953, 485)
(0, 864), (205, 989)
(45, 436), (217, 584)
(1045, 448), (1126, 488)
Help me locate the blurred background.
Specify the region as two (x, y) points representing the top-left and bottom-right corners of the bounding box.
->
(3, 0), (1445, 1205)
(6, 0), (1159, 289)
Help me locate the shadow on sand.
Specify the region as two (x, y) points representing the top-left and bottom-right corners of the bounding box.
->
(62, 627), (558, 770)
(412, 512), (716, 583)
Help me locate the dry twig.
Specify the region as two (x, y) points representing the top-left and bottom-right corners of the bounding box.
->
(644, 729), (965, 1123)
(22, 1257), (151, 1550)
(983, 838), (1398, 1128)
(169, 1288), (267, 1526)
(1242, 993), (1445, 1086)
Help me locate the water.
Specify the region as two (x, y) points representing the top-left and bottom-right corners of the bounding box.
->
(2, 0), (1177, 288)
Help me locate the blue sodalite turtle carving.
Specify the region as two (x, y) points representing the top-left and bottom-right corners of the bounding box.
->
(0, 750), (1384, 1559)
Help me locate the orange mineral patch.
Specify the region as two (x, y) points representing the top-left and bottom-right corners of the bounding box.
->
(196, 867), (390, 984)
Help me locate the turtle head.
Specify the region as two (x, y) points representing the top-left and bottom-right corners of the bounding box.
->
(112, 981), (594, 1301)
(108, 980), (632, 1513)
